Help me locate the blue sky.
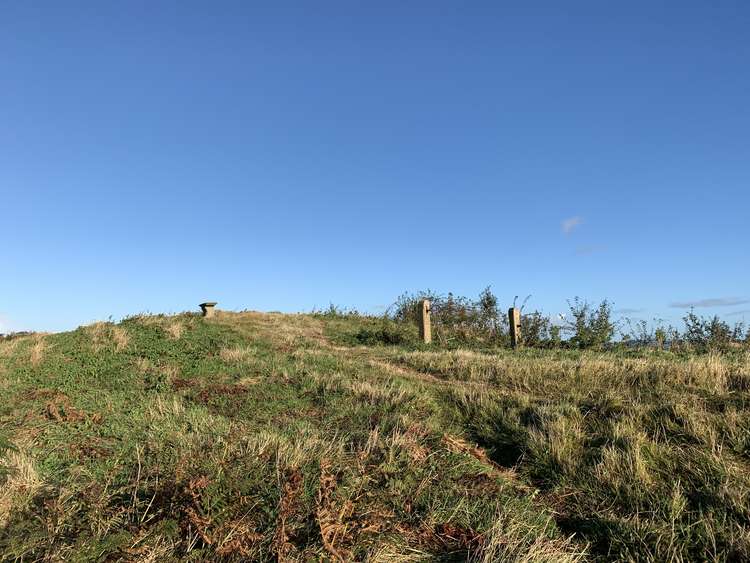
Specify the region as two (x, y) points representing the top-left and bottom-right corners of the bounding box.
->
(1, 1), (748, 333)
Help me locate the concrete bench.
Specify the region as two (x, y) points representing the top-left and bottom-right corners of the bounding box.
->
(199, 302), (217, 318)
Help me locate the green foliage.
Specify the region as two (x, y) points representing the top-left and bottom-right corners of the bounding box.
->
(354, 318), (419, 346)
(322, 314), (420, 347)
(392, 287), (510, 347)
(565, 298), (616, 349)
(520, 310), (559, 348)
(679, 309), (745, 351)
(312, 303), (362, 319)
(621, 311), (746, 352)
(326, 288), (748, 353)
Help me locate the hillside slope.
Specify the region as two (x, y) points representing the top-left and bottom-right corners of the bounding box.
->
(1, 312), (749, 561)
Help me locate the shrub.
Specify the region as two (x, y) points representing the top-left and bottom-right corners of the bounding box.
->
(386, 290), (745, 352)
(392, 289), (577, 349)
(680, 309), (744, 351)
(354, 319), (418, 346)
(392, 287), (509, 347)
(565, 298), (615, 349)
(313, 304), (362, 319)
(621, 318), (670, 349)
(655, 327), (667, 350)
(521, 311), (559, 348)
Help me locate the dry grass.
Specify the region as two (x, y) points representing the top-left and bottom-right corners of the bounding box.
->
(112, 326), (129, 351)
(0, 337), (25, 359)
(29, 336), (47, 367)
(134, 357), (153, 373)
(86, 322), (108, 352)
(219, 346), (257, 364)
(316, 458), (350, 562)
(147, 394), (186, 420)
(472, 507), (586, 563)
(215, 311), (328, 349)
(236, 428), (346, 471)
(134, 358), (179, 382)
(86, 322), (128, 352)
(0, 448), (43, 528)
(593, 426), (653, 495)
(165, 321), (184, 340)
(387, 425), (430, 464)
(368, 546), (432, 562)
(392, 348), (750, 396)
(345, 380), (413, 407)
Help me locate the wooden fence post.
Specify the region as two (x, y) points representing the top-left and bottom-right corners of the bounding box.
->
(508, 307), (521, 349)
(419, 299), (432, 344)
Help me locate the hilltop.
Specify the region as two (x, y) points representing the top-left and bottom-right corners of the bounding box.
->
(1, 311), (749, 561)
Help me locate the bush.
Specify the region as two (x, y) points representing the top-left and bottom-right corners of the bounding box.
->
(521, 311), (560, 348)
(354, 319), (418, 346)
(383, 290), (745, 352)
(392, 287), (508, 347)
(621, 318), (672, 349)
(564, 298), (615, 349)
(392, 289), (566, 349)
(679, 309), (744, 351)
(312, 304), (362, 319)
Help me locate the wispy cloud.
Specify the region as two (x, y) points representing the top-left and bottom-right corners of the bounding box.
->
(614, 308), (644, 315)
(561, 216), (582, 235)
(726, 309), (750, 317)
(669, 297), (749, 309)
(575, 245), (605, 256)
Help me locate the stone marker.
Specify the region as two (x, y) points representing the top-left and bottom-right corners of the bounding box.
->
(419, 299), (432, 344)
(508, 307), (521, 348)
(200, 302), (218, 318)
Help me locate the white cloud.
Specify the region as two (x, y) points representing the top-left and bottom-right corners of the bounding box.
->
(561, 216), (582, 235)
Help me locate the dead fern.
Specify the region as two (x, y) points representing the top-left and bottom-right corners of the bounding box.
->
(316, 459), (351, 562)
(273, 468), (304, 561)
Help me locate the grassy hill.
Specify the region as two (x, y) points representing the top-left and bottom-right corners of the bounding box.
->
(1, 311), (749, 561)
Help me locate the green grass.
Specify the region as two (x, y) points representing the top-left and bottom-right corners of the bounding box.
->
(1, 311), (748, 561)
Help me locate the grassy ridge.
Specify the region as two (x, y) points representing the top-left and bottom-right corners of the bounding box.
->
(1, 312), (749, 561)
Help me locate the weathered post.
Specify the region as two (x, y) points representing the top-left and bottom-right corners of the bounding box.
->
(419, 299), (432, 344)
(508, 307), (521, 349)
(200, 302), (217, 318)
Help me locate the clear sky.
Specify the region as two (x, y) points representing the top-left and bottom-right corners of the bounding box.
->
(1, 1), (748, 333)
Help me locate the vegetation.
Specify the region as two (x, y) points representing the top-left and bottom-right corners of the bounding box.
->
(384, 287), (746, 352)
(1, 300), (749, 560)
